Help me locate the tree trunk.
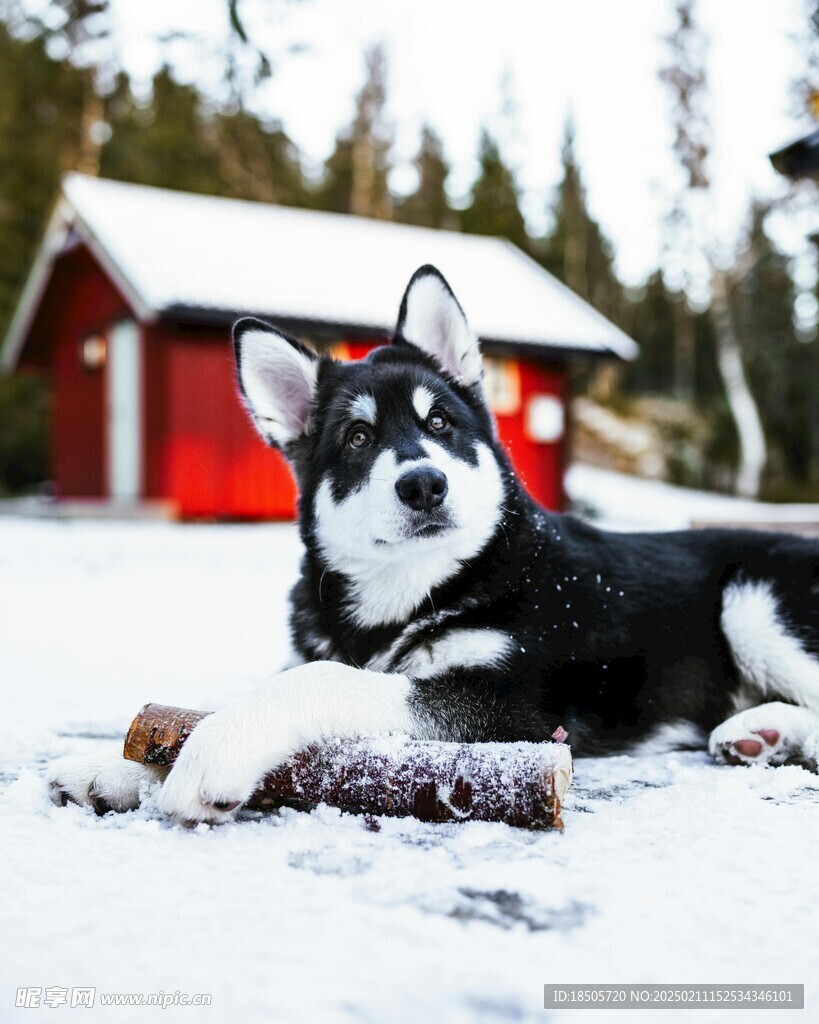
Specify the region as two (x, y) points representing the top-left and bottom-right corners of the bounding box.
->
(673, 296), (696, 399)
(76, 80), (105, 177)
(711, 269), (767, 498)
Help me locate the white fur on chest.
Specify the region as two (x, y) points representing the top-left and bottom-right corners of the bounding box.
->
(342, 546), (476, 628)
(394, 627), (512, 679)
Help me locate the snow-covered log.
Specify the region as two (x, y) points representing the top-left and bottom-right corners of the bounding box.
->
(124, 703), (572, 830)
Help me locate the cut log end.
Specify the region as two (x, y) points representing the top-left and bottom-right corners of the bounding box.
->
(124, 703), (208, 766)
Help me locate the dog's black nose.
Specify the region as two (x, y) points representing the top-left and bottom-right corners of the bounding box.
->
(395, 467), (448, 512)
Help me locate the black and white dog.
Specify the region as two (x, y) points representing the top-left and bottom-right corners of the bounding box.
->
(49, 265), (819, 824)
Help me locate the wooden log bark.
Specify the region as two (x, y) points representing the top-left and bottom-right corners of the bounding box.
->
(124, 703), (572, 830)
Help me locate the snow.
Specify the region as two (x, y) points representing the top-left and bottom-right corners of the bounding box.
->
(2, 505), (819, 1022)
(567, 463), (819, 533)
(0, 174), (638, 373)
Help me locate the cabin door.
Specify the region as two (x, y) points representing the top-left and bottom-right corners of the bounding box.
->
(106, 319), (142, 500)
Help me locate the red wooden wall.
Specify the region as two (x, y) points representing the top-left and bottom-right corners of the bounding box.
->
(21, 245), (568, 517)
(492, 359), (567, 511)
(22, 246), (130, 497)
(143, 322), (297, 518)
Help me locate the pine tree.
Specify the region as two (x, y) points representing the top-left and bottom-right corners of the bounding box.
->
(395, 126), (453, 229)
(99, 68), (223, 195)
(319, 45), (393, 219)
(460, 129), (529, 250)
(1, 0), (115, 173)
(660, 0), (766, 497)
(659, 0), (708, 399)
(0, 1), (311, 492)
(0, 21), (88, 491)
(538, 119), (625, 326)
(733, 202), (819, 495)
(212, 108), (306, 206)
(621, 273), (677, 395)
(98, 68), (307, 205)
(0, 22), (86, 337)
(0, 372), (49, 493)
(792, 0), (819, 119)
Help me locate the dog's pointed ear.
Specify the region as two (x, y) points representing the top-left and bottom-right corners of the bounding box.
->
(232, 318), (320, 448)
(393, 265), (483, 387)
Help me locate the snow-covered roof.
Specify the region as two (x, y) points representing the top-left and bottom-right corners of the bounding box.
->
(2, 174), (638, 370)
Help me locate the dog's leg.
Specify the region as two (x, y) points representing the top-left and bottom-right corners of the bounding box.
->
(709, 701), (819, 768)
(157, 662), (423, 825)
(46, 748), (169, 813)
(721, 581), (819, 711)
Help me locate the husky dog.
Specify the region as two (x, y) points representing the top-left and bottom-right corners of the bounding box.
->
(48, 265), (819, 823)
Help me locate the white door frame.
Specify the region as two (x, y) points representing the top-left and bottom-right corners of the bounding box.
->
(106, 318), (142, 501)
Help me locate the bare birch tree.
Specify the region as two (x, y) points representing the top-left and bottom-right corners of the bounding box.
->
(661, 0), (766, 497)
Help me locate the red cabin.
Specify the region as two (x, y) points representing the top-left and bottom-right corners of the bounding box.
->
(1, 175), (637, 518)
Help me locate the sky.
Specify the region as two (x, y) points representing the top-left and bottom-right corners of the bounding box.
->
(107, 0), (813, 291)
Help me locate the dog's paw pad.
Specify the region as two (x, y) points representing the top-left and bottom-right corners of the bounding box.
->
(714, 732), (780, 766)
(710, 721), (788, 767)
(756, 729), (780, 746)
(732, 738), (763, 759)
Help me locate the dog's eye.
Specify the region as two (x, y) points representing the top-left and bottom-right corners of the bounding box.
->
(427, 411), (448, 432)
(348, 428), (371, 449)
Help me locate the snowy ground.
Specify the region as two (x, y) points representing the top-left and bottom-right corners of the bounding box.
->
(566, 463), (819, 533)
(2, 470), (819, 1023)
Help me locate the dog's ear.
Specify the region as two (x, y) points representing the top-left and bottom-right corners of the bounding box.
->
(394, 265), (483, 387)
(232, 318), (319, 447)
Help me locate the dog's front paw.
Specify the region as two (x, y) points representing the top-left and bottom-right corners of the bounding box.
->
(156, 712), (280, 826)
(46, 748), (167, 814)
